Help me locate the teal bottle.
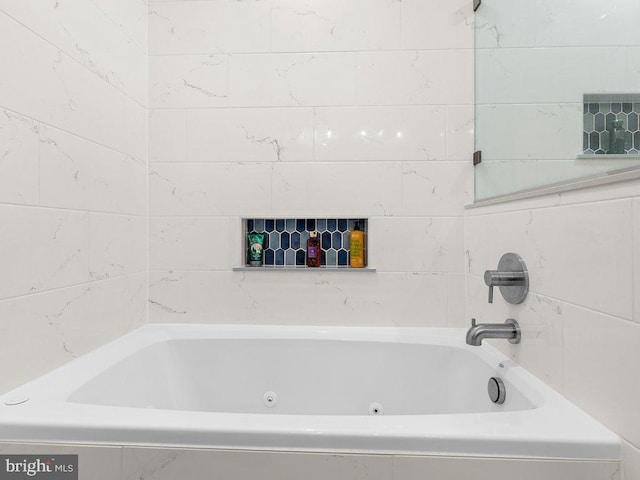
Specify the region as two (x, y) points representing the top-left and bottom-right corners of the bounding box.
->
(608, 119), (625, 154)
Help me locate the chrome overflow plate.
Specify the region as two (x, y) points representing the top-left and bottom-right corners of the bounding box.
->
(488, 377), (506, 404)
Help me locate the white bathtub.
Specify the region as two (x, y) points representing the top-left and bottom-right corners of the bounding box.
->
(0, 324), (619, 461)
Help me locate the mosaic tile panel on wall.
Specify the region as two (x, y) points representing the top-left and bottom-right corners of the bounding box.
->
(246, 219), (367, 267)
(583, 97), (640, 154)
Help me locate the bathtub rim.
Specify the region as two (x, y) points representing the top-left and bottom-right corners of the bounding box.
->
(0, 324), (622, 461)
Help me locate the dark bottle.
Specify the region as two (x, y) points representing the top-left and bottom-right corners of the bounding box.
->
(609, 119), (625, 154)
(306, 231), (321, 267)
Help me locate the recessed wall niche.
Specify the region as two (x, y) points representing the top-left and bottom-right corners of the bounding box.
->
(239, 218), (369, 270)
(582, 93), (640, 156)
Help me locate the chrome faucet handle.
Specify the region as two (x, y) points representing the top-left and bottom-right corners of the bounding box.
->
(471, 318), (477, 327)
(483, 253), (529, 304)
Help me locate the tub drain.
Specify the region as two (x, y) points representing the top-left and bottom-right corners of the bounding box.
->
(263, 391), (278, 407)
(368, 402), (384, 415)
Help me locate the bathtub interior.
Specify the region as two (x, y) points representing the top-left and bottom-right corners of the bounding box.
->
(66, 338), (536, 415)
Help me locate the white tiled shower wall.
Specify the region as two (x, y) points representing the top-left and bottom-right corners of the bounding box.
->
(0, 2), (148, 392)
(466, 178), (640, 477)
(147, 0), (475, 326)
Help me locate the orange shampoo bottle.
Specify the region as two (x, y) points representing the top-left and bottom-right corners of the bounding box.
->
(349, 221), (365, 268)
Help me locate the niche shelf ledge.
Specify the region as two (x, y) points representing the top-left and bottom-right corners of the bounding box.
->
(232, 266), (376, 272)
(576, 154), (640, 160)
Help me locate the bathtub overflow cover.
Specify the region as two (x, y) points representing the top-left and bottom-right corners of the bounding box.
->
(368, 402), (384, 415)
(263, 391), (278, 407)
(488, 377), (506, 404)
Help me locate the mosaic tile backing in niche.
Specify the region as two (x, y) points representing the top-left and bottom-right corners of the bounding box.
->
(583, 95), (640, 154)
(246, 218), (367, 267)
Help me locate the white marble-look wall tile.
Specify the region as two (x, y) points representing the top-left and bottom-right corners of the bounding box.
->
(0, 109), (40, 205)
(475, 104), (582, 161)
(401, 161), (473, 217)
(123, 447), (392, 480)
(534, 159), (637, 190)
(446, 105), (474, 161)
(0, 12), (146, 160)
(313, 271), (449, 326)
(357, 50), (473, 106)
(271, 162), (402, 217)
(149, 109), (186, 163)
(90, 0), (148, 49)
(0, 273), (146, 393)
(147, 0), (473, 332)
(39, 125), (147, 215)
(629, 47), (640, 99)
(148, 271), (188, 323)
(149, 217), (233, 271)
(187, 271), (318, 324)
(150, 163), (273, 216)
(562, 304), (640, 449)
(0, 0), (147, 393)
(0, 0), (147, 104)
(228, 53), (357, 107)
(392, 454), (620, 480)
(178, 270), (449, 327)
(474, 160), (539, 200)
(314, 106), (446, 161)
(148, 1), (270, 55)
(476, 47), (629, 105)
(475, 0), (640, 49)
(0, 205), (88, 300)
(400, 0), (473, 50)
(623, 440), (640, 480)
(149, 55), (228, 108)
(371, 217), (465, 273)
(270, 0), (400, 53)
(89, 214), (147, 280)
(466, 200), (634, 320)
(187, 108), (314, 163)
(447, 273), (466, 327)
(0, 443), (123, 480)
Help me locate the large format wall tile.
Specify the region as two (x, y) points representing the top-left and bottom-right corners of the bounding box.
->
(187, 108), (314, 163)
(314, 106), (446, 162)
(562, 305), (640, 449)
(149, 1), (270, 55)
(0, 109), (39, 205)
(0, 4), (147, 393)
(371, 217), (465, 273)
(228, 53), (358, 107)
(149, 55), (228, 109)
(0, 12), (146, 160)
(466, 200), (633, 320)
(147, 0), (473, 331)
(0, 205), (89, 300)
(149, 217), (234, 271)
(401, 0), (473, 50)
(124, 448), (392, 480)
(0, 273), (146, 392)
(149, 163), (272, 217)
(0, 0), (146, 104)
(271, 162), (403, 218)
(39, 125), (147, 215)
(270, 0), (401, 53)
(357, 50), (473, 106)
